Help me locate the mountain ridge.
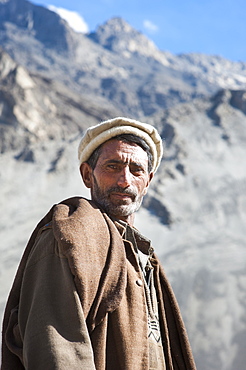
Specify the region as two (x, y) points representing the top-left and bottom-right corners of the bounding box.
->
(2, 0), (246, 119)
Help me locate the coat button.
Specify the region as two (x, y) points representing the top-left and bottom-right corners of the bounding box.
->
(136, 279), (143, 286)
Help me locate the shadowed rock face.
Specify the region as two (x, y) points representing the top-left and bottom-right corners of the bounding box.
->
(0, 2), (246, 369)
(0, 48), (121, 153)
(0, 0), (73, 52)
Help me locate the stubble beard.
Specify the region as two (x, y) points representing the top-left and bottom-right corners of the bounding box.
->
(91, 174), (144, 218)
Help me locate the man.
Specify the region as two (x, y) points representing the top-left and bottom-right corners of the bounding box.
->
(1, 117), (196, 369)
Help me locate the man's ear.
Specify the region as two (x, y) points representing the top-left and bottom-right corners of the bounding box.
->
(143, 172), (154, 196)
(80, 162), (93, 188)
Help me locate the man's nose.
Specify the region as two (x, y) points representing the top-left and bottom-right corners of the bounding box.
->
(117, 166), (131, 187)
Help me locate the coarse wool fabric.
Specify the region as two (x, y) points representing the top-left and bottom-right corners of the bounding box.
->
(78, 117), (163, 173)
(1, 197), (196, 370)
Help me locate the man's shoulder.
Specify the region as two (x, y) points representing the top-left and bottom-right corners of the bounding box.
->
(54, 196), (102, 221)
(34, 196), (122, 249)
(28, 197), (98, 250)
(58, 196), (93, 209)
(52, 196), (114, 238)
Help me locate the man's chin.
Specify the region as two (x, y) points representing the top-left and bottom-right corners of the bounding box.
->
(97, 202), (134, 218)
(109, 202), (142, 218)
(114, 205), (134, 216)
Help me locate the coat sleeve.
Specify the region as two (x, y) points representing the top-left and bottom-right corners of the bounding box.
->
(17, 227), (96, 370)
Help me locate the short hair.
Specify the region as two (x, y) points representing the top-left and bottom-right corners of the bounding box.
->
(87, 134), (153, 173)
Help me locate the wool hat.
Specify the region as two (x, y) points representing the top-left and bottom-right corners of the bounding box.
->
(78, 117), (163, 173)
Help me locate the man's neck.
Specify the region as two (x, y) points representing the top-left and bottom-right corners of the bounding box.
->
(117, 213), (135, 227)
(109, 213), (135, 227)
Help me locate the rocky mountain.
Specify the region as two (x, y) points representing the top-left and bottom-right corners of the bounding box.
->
(0, 47), (120, 154)
(147, 90), (246, 370)
(0, 0), (246, 369)
(1, 0), (246, 118)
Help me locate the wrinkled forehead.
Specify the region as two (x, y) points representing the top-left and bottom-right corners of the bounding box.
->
(98, 138), (149, 165)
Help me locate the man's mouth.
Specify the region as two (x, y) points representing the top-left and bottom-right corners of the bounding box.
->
(111, 193), (133, 199)
(108, 187), (137, 202)
(110, 192), (134, 201)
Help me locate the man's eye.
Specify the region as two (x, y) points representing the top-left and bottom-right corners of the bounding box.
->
(107, 164), (118, 170)
(131, 166), (144, 174)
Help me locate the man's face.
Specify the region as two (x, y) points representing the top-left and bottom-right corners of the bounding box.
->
(81, 139), (153, 223)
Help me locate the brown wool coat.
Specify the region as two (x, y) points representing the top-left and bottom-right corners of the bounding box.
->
(1, 197), (196, 370)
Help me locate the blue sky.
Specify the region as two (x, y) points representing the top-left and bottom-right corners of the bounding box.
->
(32, 0), (246, 62)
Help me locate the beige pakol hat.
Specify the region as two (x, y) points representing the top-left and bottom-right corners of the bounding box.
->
(78, 117), (163, 173)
